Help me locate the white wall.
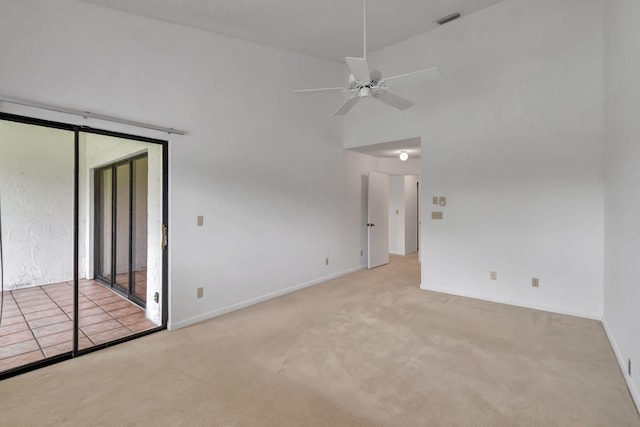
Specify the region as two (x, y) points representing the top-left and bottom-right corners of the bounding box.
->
(388, 175), (405, 255)
(377, 158), (420, 175)
(345, 0), (605, 318)
(603, 0), (640, 408)
(0, 121), (74, 289)
(0, 0), (377, 329)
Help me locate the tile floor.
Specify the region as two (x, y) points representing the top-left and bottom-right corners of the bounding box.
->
(0, 279), (158, 373)
(113, 270), (147, 302)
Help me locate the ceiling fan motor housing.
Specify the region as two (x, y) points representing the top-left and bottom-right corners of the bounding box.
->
(348, 69), (383, 93)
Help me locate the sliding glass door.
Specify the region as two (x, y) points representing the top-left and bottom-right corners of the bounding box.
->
(95, 155), (148, 307)
(0, 113), (168, 378)
(96, 167), (113, 285)
(132, 156), (149, 303)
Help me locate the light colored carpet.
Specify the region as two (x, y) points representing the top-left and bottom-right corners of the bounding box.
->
(0, 254), (638, 426)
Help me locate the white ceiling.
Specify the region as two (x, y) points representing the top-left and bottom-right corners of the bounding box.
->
(77, 0), (503, 62)
(348, 137), (421, 159)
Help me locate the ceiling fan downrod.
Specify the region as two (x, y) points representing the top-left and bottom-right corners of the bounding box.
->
(363, 0), (367, 60)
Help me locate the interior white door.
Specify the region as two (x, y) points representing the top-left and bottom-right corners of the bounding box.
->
(368, 172), (389, 269)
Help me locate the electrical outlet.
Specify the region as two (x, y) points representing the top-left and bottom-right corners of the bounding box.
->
(490, 272), (497, 280)
(532, 278), (540, 288)
(432, 196), (438, 205)
(325, 258), (329, 265)
(197, 287), (204, 299)
(197, 216), (204, 226)
(439, 196), (446, 207)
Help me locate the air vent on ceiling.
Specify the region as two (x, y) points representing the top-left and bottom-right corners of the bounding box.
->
(437, 12), (462, 26)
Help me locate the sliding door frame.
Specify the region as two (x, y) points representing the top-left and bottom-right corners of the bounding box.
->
(94, 153), (149, 308)
(0, 112), (169, 380)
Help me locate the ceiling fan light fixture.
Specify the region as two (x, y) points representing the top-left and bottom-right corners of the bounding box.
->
(399, 151), (409, 161)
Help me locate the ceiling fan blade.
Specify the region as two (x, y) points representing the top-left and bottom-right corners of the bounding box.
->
(373, 91), (414, 110)
(346, 57), (371, 82)
(383, 67), (440, 87)
(333, 94), (361, 116)
(293, 87), (347, 94)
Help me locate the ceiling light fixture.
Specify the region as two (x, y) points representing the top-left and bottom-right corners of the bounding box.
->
(399, 151), (409, 161)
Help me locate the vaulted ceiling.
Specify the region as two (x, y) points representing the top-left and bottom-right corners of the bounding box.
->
(77, 0), (503, 62)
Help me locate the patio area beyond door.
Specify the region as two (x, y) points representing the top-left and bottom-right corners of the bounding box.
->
(95, 155), (148, 308)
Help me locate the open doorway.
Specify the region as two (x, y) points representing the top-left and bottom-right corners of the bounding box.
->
(365, 171), (421, 282)
(388, 174), (419, 256)
(349, 137), (422, 263)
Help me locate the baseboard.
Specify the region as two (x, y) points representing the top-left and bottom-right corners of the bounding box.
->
(418, 283), (601, 321)
(602, 317), (640, 413)
(168, 265), (365, 330)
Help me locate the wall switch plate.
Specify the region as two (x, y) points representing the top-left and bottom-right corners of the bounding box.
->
(432, 196), (438, 205)
(197, 216), (204, 226)
(325, 258), (329, 265)
(431, 211), (443, 220)
(439, 196), (446, 207)
(490, 272), (497, 280)
(396, 209), (400, 215)
(197, 287), (204, 299)
(532, 278), (540, 288)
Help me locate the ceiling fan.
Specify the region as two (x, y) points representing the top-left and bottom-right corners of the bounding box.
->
(294, 0), (441, 116)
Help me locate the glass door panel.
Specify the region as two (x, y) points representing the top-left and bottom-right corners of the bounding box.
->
(114, 163), (131, 294)
(96, 168), (112, 283)
(81, 132), (161, 351)
(132, 157), (148, 304)
(0, 118), (75, 374)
